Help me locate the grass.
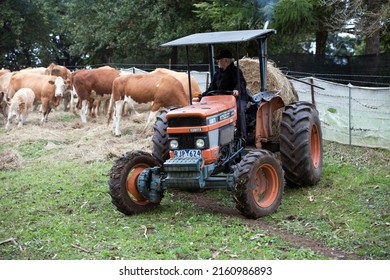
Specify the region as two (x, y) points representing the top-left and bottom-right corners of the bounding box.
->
(0, 116), (389, 260)
(0, 159), (322, 260)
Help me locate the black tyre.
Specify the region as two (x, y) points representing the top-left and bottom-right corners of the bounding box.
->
(108, 150), (160, 215)
(152, 107), (176, 164)
(280, 101), (323, 187)
(233, 150), (284, 219)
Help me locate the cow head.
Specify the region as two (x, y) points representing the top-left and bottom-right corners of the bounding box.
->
(48, 76), (66, 97)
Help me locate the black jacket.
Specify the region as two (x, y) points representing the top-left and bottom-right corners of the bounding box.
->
(205, 62), (248, 100)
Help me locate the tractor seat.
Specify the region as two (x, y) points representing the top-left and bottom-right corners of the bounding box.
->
(248, 90), (281, 103)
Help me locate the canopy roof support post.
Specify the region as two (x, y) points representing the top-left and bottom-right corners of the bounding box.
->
(208, 44), (215, 81)
(185, 45), (193, 105)
(257, 38), (267, 92)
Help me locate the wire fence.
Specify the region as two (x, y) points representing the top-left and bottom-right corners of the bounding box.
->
(290, 77), (390, 150)
(269, 53), (390, 87)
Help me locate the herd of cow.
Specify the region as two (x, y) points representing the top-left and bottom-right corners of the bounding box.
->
(0, 64), (202, 136)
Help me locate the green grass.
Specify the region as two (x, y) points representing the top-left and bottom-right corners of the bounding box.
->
(0, 135), (389, 260)
(0, 159), (321, 260)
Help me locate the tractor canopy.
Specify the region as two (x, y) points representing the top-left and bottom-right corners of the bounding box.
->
(161, 29), (276, 46)
(161, 29), (277, 100)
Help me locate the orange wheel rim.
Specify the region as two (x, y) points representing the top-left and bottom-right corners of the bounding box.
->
(126, 163), (149, 205)
(252, 163), (278, 208)
(311, 123), (321, 168)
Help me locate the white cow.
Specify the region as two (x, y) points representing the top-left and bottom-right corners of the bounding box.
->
(5, 88), (35, 129)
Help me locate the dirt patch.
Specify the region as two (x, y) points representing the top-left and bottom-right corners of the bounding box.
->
(172, 190), (364, 260)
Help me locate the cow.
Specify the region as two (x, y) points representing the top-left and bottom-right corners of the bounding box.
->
(5, 88), (35, 129)
(45, 63), (74, 112)
(0, 69), (10, 77)
(19, 67), (47, 75)
(0, 72), (13, 117)
(71, 66), (120, 123)
(108, 72), (189, 137)
(45, 63), (71, 79)
(8, 72), (68, 123)
(151, 68), (202, 98)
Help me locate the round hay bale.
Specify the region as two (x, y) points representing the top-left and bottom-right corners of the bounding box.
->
(0, 148), (23, 171)
(239, 57), (299, 140)
(239, 57), (298, 103)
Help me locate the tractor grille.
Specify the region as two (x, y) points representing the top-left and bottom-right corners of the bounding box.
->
(168, 117), (206, 127)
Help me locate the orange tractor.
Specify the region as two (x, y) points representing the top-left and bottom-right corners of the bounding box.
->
(108, 29), (323, 219)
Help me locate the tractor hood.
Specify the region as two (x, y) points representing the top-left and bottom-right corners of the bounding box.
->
(166, 95), (236, 119)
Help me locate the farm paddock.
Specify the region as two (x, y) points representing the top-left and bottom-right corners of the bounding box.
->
(0, 109), (389, 260)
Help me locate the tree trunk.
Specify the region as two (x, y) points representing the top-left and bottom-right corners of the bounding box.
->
(315, 30), (328, 55)
(363, 0), (386, 55)
(170, 46), (178, 66)
(364, 30), (380, 55)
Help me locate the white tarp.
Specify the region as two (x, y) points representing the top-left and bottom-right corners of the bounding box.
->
(290, 77), (390, 150)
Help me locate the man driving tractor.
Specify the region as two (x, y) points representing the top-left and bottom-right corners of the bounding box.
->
(200, 49), (249, 141)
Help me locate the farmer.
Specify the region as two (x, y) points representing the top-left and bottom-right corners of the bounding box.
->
(201, 49), (249, 141)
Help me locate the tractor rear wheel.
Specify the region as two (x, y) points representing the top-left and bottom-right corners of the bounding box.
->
(108, 150), (160, 215)
(280, 101), (323, 187)
(233, 150), (284, 219)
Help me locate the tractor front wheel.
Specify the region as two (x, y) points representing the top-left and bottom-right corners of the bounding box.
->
(108, 150), (161, 215)
(233, 150), (284, 219)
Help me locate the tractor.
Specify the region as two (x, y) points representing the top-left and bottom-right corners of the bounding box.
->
(108, 29), (323, 219)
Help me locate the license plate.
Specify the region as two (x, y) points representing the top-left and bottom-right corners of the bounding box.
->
(174, 149), (201, 158)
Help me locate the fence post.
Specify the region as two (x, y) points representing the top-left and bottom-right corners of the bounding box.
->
(310, 77), (315, 106)
(348, 83), (352, 146)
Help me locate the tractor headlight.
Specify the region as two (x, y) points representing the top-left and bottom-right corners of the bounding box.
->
(195, 138), (205, 149)
(169, 139), (179, 149)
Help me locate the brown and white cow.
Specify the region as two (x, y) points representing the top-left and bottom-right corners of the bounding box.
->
(151, 68), (202, 98)
(108, 72), (189, 136)
(0, 72), (13, 117)
(8, 72), (68, 123)
(71, 66), (120, 123)
(5, 88), (35, 129)
(0, 69), (10, 77)
(45, 63), (74, 112)
(19, 67), (47, 75)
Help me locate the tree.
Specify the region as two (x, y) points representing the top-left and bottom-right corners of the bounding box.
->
(270, 0), (347, 55)
(359, 0), (389, 55)
(194, 0), (263, 31)
(0, 0), (53, 69)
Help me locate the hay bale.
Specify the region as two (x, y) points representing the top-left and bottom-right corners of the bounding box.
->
(239, 57), (298, 104)
(239, 58), (299, 140)
(0, 149), (23, 171)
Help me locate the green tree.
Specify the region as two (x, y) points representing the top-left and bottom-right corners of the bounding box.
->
(0, 0), (53, 69)
(270, 0), (345, 55)
(194, 0), (263, 31)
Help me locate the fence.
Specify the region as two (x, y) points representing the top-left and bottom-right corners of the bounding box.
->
(290, 77), (390, 150)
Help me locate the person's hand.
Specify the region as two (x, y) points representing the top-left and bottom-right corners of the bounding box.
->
(232, 90), (239, 97)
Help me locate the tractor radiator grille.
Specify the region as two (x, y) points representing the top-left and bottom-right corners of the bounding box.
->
(168, 117), (206, 127)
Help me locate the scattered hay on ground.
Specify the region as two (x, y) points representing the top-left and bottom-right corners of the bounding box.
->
(0, 148), (23, 171)
(0, 110), (153, 164)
